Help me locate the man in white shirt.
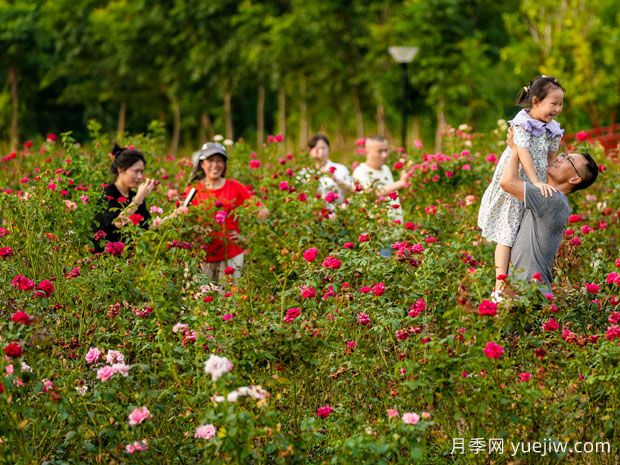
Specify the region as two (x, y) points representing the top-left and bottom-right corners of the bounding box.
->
(352, 135), (411, 223)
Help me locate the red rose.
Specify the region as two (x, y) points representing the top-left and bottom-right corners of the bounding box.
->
(34, 280), (55, 298)
(4, 342), (23, 358)
(478, 299), (498, 316)
(322, 256), (341, 269)
(575, 131), (588, 141)
(128, 213), (144, 226)
(358, 233), (370, 243)
(542, 317), (560, 332)
(284, 307), (301, 323)
(372, 282), (385, 296)
(12, 275), (34, 291)
(105, 242), (126, 256)
(10, 310), (32, 326)
(0, 246), (14, 258)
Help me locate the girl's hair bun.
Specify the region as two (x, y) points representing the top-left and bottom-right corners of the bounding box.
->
(110, 143), (126, 158)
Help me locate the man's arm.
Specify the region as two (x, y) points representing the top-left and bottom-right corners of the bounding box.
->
(499, 129), (525, 202)
(378, 169), (411, 196)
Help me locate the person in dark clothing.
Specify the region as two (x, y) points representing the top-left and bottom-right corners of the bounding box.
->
(92, 144), (157, 253)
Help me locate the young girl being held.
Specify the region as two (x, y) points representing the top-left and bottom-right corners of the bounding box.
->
(478, 75), (565, 300)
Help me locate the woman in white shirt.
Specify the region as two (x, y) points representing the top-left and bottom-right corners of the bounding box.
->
(302, 134), (354, 205)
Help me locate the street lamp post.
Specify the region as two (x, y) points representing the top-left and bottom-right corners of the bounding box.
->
(388, 46), (419, 149)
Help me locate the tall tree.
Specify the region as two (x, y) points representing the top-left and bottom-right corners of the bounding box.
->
(503, 0), (620, 127)
(0, 0), (42, 150)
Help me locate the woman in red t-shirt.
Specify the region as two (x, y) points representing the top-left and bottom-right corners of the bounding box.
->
(183, 143), (268, 280)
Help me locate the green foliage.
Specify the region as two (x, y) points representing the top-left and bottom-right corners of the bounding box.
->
(0, 126), (618, 463)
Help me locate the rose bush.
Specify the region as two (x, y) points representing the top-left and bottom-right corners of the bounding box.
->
(0, 123), (618, 463)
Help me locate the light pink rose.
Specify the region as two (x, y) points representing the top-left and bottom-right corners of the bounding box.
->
(112, 363), (130, 377)
(96, 365), (115, 382)
(204, 354), (233, 381)
(128, 406), (151, 426)
(125, 440), (148, 454)
(194, 424), (217, 439)
(402, 412), (420, 425)
(85, 347), (101, 364)
(106, 350), (124, 365)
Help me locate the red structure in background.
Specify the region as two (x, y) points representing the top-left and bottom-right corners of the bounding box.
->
(563, 123), (620, 155)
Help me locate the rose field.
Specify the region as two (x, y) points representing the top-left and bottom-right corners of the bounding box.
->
(1, 124), (619, 464)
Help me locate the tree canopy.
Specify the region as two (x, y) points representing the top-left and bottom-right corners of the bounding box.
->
(1, 0), (618, 151)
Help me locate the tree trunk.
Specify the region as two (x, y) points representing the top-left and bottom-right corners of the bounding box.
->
(412, 114), (420, 145)
(224, 90), (233, 141)
(278, 84), (286, 142)
(8, 65), (19, 151)
(117, 101), (126, 140)
(435, 97), (446, 153)
(170, 93), (181, 154)
(376, 104), (386, 136)
(374, 85), (386, 136)
(257, 84), (265, 147)
(199, 112), (214, 143)
(299, 76), (308, 147)
(352, 87), (364, 138)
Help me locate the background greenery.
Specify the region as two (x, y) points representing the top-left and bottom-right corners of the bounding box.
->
(1, 0), (619, 153)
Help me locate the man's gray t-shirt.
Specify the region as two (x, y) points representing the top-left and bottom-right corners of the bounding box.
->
(510, 182), (572, 288)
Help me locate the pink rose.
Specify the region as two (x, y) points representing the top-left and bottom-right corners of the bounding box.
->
(128, 406), (151, 426)
(483, 341), (503, 359)
(408, 299), (426, 317)
(303, 247), (318, 262)
(357, 312), (371, 326)
(105, 242), (125, 256)
(316, 404), (333, 418)
(125, 440), (148, 453)
(85, 347), (101, 364)
(300, 285), (316, 299)
(96, 365), (115, 382)
(284, 307), (301, 323)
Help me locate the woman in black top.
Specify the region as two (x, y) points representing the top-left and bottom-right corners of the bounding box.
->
(92, 144), (157, 253)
